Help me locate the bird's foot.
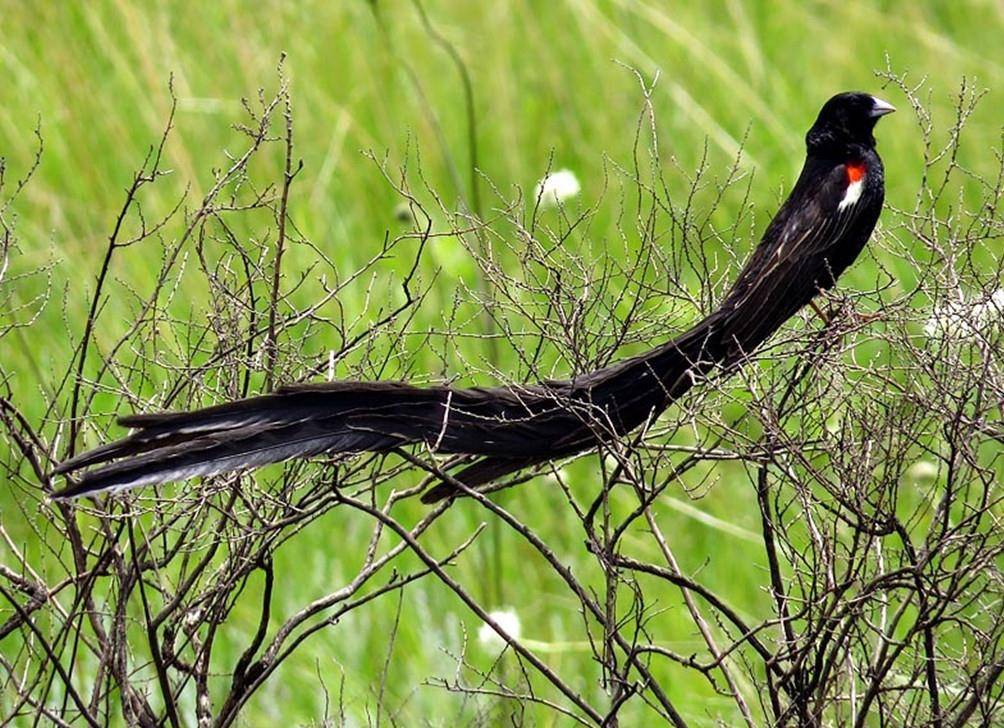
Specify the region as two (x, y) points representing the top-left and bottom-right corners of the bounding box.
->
(810, 297), (879, 331)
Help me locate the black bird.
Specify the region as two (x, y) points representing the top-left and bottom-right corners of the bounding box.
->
(53, 92), (894, 502)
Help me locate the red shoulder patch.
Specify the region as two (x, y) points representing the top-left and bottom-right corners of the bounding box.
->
(846, 162), (866, 183)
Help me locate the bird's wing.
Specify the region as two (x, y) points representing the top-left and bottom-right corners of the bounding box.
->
(719, 162), (879, 358)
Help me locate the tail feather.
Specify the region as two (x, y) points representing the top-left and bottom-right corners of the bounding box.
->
(55, 420), (405, 498)
(52, 313), (726, 500)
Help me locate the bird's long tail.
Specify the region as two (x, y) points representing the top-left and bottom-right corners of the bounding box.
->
(52, 309), (730, 501)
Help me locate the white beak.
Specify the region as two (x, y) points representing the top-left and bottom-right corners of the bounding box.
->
(870, 97), (896, 117)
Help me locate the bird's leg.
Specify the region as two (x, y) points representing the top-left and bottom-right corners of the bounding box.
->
(811, 291), (880, 330)
(848, 308), (882, 327)
(808, 298), (831, 327)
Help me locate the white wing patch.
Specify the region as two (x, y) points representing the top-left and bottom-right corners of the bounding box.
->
(838, 178), (864, 211)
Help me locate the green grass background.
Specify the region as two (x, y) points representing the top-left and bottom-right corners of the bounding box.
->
(1, 0), (1002, 725)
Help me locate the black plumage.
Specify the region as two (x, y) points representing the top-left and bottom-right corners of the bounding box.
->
(52, 92), (894, 502)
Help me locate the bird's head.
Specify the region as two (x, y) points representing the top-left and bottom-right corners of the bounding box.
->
(806, 92), (895, 155)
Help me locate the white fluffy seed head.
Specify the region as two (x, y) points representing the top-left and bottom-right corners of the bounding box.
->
(924, 289), (1004, 339)
(534, 169), (581, 208)
(906, 461), (939, 482)
(478, 608), (522, 648)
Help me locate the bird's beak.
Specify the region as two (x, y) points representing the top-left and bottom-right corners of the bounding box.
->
(870, 97), (896, 117)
